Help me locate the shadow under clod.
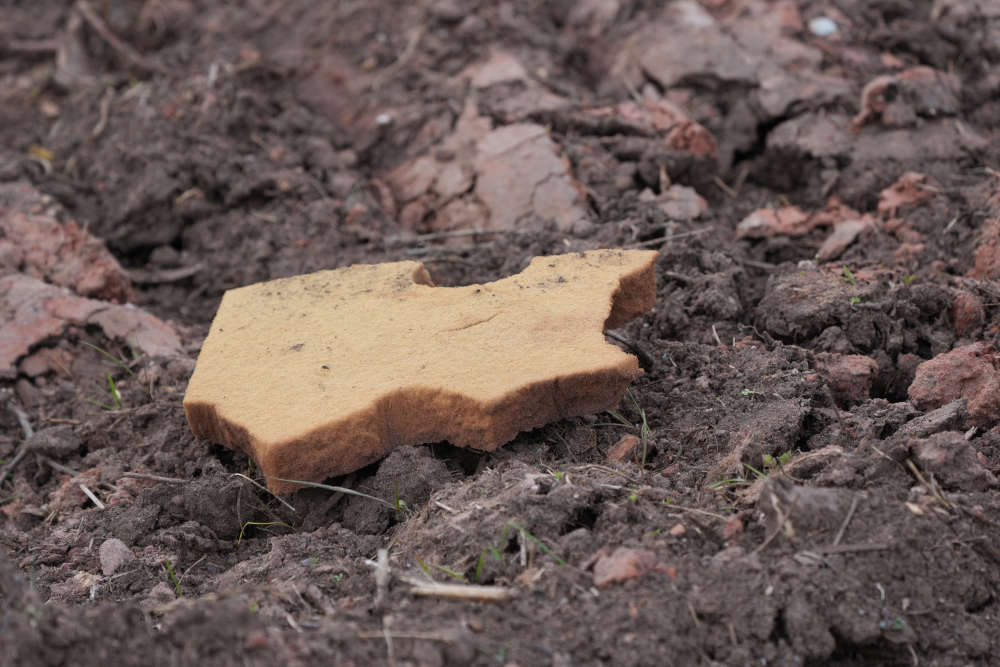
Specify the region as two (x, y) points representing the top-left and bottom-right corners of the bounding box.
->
(281, 427), (589, 534)
(281, 445), (456, 535)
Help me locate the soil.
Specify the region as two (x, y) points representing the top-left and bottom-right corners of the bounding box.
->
(2, 1), (1000, 666)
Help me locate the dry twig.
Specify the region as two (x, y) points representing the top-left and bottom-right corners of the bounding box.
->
(39, 456), (78, 476)
(408, 582), (515, 602)
(905, 460), (954, 510)
(75, 1), (166, 74)
(384, 228), (522, 246)
(11, 404), (34, 439)
(126, 263), (205, 285)
(79, 483), (105, 509)
(0, 404), (34, 486)
(358, 630), (455, 642)
(382, 615), (397, 667)
(832, 494), (861, 546)
(372, 27), (424, 90)
(813, 542), (893, 555)
(122, 471), (187, 484)
(374, 548), (390, 611)
(627, 227), (711, 248)
(0, 444), (29, 487)
(90, 86), (113, 139)
(751, 493), (800, 556)
(714, 175), (738, 198)
(232, 473), (296, 513)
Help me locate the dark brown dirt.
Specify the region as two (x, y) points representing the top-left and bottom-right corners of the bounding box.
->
(2, 1), (1000, 666)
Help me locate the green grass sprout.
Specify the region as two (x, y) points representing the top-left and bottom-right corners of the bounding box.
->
(474, 545), (503, 583)
(83, 342), (138, 380)
(708, 477), (750, 489)
(504, 521), (567, 566)
(416, 555), (466, 581)
(473, 521), (567, 582)
(163, 558), (184, 597)
(85, 371), (122, 410)
(607, 388), (652, 466)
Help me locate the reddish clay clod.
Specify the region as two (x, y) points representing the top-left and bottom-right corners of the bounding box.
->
(908, 343), (1000, 428)
(184, 250), (658, 493)
(591, 547), (675, 588)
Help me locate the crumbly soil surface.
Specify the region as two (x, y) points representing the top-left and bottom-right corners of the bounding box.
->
(2, 2), (999, 666)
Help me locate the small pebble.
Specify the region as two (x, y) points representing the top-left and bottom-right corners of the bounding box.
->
(808, 16), (838, 37)
(99, 538), (135, 576)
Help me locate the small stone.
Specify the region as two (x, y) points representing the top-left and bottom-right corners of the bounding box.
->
(768, 112), (851, 159)
(145, 581), (176, 606)
(150, 245), (182, 268)
(428, 0), (463, 23)
(669, 523), (685, 537)
(26, 426), (81, 458)
(513, 567), (542, 587)
(814, 353), (879, 406)
(99, 538), (136, 576)
(398, 198), (431, 230)
(894, 399), (967, 440)
(655, 185), (708, 220)
(456, 15), (485, 37)
(722, 517), (744, 542)
(736, 207), (813, 239)
(467, 51), (528, 89)
(48, 571), (100, 601)
(14, 378), (40, 407)
(771, 1), (803, 33)
(816, 219), (872, 263)
(47, 467), (101, 514)
(607, 434), (640, 463)
(592, 547), (673, 588)
(808, 16), (838, 37)
(740, 446), (844, 506)
(760, 477), (855, 535)
(613, 163), (637, 192)
(433, 162), (473, 201)
(712, 546), (746, 565)
(877, 172), (934, 218)
(910, 433), (997, 492)
(39, 99), (60, 117)
(386, 155), (437, 204)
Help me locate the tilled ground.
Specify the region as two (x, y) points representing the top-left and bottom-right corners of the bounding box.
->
(2, 1), (1000, 665)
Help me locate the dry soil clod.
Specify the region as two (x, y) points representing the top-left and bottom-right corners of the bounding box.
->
(184, 249), (658, 493)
